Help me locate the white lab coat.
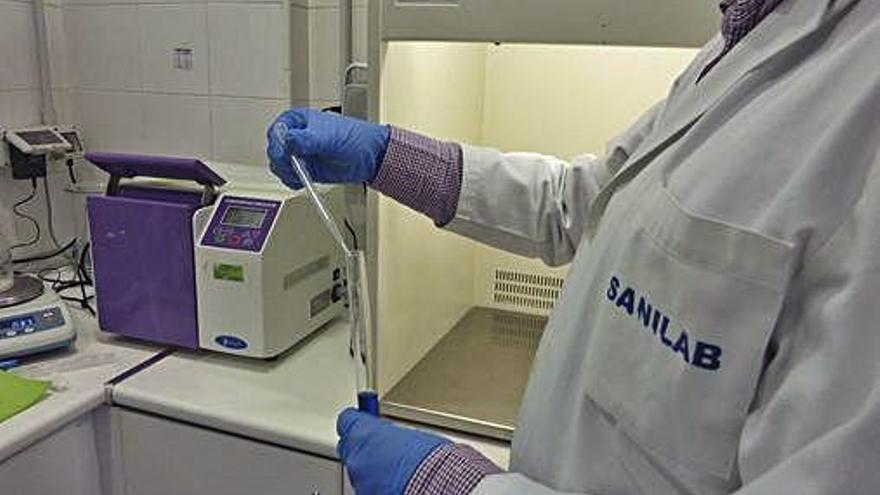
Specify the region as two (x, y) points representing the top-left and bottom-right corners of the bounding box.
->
(445, 0), (880, 493)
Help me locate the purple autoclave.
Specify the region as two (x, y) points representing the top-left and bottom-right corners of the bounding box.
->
(86, 153), (226, 348)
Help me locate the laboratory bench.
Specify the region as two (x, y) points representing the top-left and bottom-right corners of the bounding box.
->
(0, 309), (163, 494)
(0, 310), (510, 495)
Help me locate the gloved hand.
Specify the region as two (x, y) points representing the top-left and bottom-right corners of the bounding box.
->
(267, 108), (391, 190)
(337, 408), (451, 495)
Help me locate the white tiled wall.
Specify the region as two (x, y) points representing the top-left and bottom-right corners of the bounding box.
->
(0, 0), (358, 164)
(65, 5), (142, 91)
(61, 0), (293, 165)
(142, 93), (212, 157)
(0, 0), (67, 255)
(308, 5), (340, 105)
(0, 91), (41, 130)
(208, 3), (288, 99)
(291, 0), (367, 110)
(0, 2), (40, 89)
(210, 96), (287, 165)
(0, 0), (42, 128)
(139, 4), (210, 94)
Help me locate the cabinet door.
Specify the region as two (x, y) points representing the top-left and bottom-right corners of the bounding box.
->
(117, 409), (342, 495)
(380, 0), (718, 48)
(0, 413), (103, 495)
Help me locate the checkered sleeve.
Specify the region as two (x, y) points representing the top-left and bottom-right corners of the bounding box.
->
(404, 444), (504, 495)
(368, 126), (463, 226)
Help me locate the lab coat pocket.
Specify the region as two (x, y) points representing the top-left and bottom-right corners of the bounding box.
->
(581, 184), (795, 479)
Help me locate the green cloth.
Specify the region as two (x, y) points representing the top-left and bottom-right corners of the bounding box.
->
(0, 371), (50, 423)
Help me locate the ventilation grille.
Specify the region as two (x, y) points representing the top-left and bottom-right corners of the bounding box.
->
(490, 311), (547, 351)
(493, 269), (564, 313)
(284, 256), (329, 290)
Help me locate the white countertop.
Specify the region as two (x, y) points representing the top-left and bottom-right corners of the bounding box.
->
(113, 321), (357, 459)
(0, 304), (511, 468)
(0, 309), (163, 462)
(112, 320), (511, 467)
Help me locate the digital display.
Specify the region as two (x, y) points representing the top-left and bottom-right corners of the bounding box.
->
(214, 263), (244, 282)
(1, 316), (36, 331)
(221, 207), (266, 228)
(18, 130), (65, 146)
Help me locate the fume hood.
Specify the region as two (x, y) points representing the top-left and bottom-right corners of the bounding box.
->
(364, 0), (716, 440)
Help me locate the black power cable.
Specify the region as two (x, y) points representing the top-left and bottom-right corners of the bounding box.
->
(10, 179), (41, 252)
(42, 175), (62, 249)
(36, 241), (95, 316)
(10, 174), (77, 265)
(344, 218), (359, 251)
(66, 158), (78, 184)
(13, 238), (76, 264)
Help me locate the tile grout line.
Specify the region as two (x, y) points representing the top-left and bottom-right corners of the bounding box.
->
(64, 0), (286, 7)
(68, 87), (287, 102)
(204, 1), (214, 158)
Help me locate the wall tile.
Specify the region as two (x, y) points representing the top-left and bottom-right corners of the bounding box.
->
(208, 3), (287, 99)
(0, 90), (42, 127)
(352, 4), (367, 64)
(0, 1), (40, 90)
(309, 6), (339, 102)
(64, 0), (137, 7)
(139, 4), (209, 94)
(290, 4), (310, 101)
(289, 0), (339, 7)
(210, 97), (286, 166)
(136, 0), (201, 5)
(65, 5), (141, 91)
(141, 93), (211, 158)
(46, 5), (71, 90)
(72, 90), (144, 152)
(52, 89), (74, 124)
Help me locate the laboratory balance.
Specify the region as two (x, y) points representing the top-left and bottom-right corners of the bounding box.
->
(0, 275), (76, 360)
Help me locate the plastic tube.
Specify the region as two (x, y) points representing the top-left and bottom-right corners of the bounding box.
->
(292, 168), (351, 257)
(273, 122), (378, 415)
(347, 250), (377, 415)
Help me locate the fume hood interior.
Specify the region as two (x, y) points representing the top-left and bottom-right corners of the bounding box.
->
(372, 40), (699, 439)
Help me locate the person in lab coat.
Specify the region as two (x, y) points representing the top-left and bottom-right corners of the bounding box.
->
(267, 0), (880, 493)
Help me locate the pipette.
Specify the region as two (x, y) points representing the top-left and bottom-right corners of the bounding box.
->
(273, 122), (378, 416)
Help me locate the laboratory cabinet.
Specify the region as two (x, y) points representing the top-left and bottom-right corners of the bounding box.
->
(113, 409), (343, 495)
(0, 412), (104, 495)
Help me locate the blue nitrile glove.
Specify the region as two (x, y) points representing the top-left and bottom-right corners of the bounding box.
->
(337, 408), (451, 495)
(267, 108), (391, 190)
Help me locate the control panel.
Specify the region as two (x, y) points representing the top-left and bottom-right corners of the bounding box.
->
(0, 307), (66, 341)
(201, 197), (281, 252)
